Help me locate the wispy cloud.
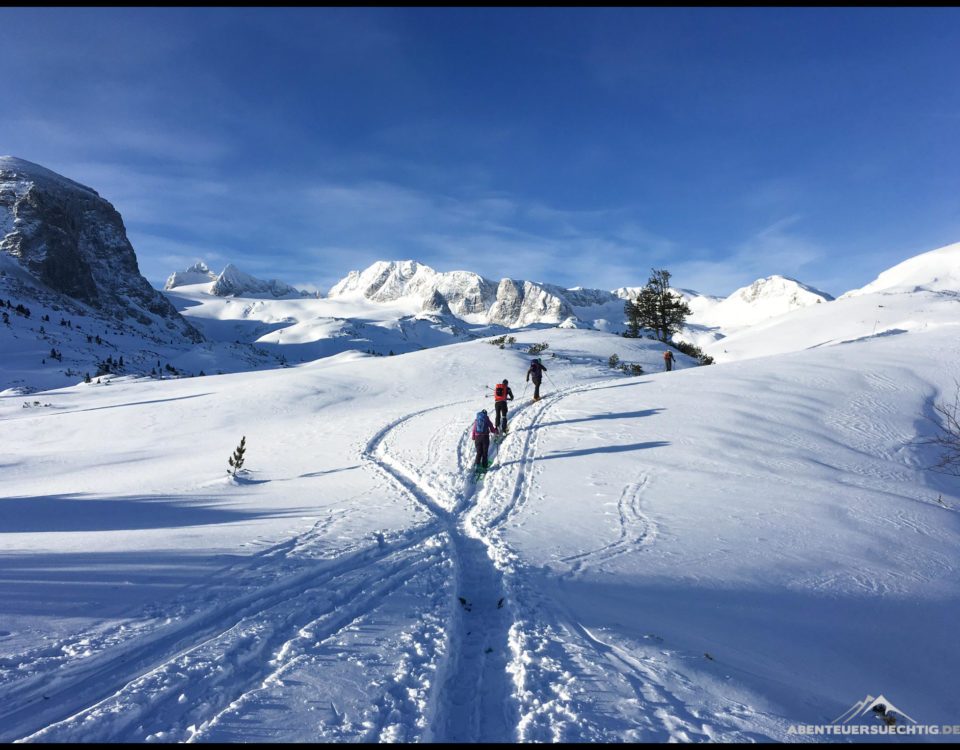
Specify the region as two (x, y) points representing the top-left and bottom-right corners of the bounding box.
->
(291, 180), (681, 290)
(670, 217), (831, 296)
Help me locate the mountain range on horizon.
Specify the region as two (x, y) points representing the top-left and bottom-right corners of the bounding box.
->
(164, 257), (837, 333)
(4, 158), (960, 741)
(3, 154), (959, 394)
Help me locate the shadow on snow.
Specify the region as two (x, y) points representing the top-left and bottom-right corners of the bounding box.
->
(539, 441), (670, 460)
(539, 408), (665, 428)
(0, 492), (310, 533)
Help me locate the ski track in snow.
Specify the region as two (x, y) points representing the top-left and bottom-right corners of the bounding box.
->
(345, 382), (787, 742)
(559, 475), (655, 575)
(362, 399), (518, 742)
(5, 379), (789, 743)
(465, 384), (786, 742)
(471, 387), (676, 741)
(5, 518), (448, 743)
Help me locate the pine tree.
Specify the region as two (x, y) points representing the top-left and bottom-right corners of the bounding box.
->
(632, 269), (691, 343)
(228, 436), (247, 477)
(623, 297), (640, 338)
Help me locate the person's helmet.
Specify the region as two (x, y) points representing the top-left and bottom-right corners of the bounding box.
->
(482, 409), (488, 414)
(503, 379), (508, 385)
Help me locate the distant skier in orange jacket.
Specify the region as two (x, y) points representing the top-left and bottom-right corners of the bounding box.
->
(663, 349), (675, 371)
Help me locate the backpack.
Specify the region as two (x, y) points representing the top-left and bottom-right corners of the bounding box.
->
(494, 383), (507, 400)
(475, 411), (489, 434)
(530, 360), (542, 376)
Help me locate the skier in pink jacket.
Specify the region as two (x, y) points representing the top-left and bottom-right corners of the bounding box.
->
(471, 409), (499, 469)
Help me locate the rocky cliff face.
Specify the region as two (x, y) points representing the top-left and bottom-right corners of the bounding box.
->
(0, 156), (202, 343)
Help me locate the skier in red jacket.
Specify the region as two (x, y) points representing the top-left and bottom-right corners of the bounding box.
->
(493, 379), (514, 433)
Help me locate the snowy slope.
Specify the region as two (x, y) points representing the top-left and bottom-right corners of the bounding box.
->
(161, 281), (493, 363)
(841, 241), (960, 297)
(1, 314), (958, 742)
(701, 241), (960, 364)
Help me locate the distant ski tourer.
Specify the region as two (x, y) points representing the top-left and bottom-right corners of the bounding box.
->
(526, 358), (547, 401)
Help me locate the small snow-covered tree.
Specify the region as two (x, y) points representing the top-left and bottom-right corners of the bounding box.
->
(228, 436), (247, 477)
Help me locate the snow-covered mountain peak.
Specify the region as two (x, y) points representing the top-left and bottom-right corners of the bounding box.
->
(163, 262), (217, 290)
(163, 261), (316, 299)
(208, 263), (315, 299)
(328, 260), (445, 302)
(328, 259), (602, 327)
(692, 274), (833, 330)
(735, 274), (833, 305)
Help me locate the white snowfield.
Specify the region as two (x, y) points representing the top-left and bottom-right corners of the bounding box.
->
(2, 252), (960, 742)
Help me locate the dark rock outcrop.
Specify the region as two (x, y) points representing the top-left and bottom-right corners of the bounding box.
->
(0, 156), (202, 343)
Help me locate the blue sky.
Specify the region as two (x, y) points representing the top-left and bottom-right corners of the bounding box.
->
(2, 7), (959, 297)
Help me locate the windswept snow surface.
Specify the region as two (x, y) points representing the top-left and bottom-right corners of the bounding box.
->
(1, 323), (959, 743)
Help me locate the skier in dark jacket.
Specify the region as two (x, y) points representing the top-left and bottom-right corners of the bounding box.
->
(526, 358), (547, 401)
(493, 379), (514, 433)
(471, 409), (499, 469)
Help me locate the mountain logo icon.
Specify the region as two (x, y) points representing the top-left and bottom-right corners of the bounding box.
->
(832, 694), (917, 726)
